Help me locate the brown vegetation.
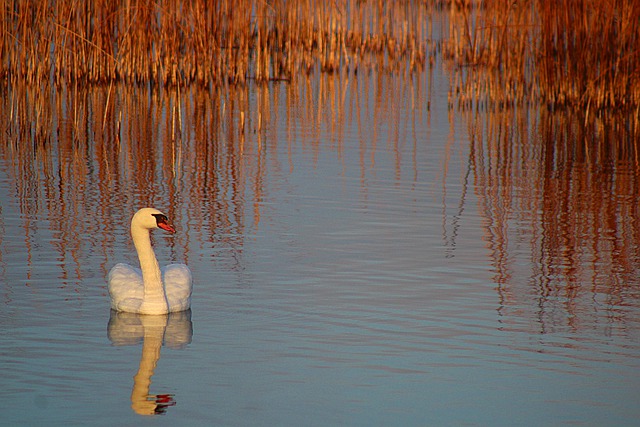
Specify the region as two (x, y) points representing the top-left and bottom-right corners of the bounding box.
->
(2, 0), (637, 111)
(444, 0), (640, 111)
(0, 0), (428, 87)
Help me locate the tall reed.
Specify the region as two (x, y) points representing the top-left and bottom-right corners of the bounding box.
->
(0, 0), (429, 87)
(444, 0), (640, 111)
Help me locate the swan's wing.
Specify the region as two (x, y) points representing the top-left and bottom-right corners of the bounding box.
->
(163, 264), (193, 312)
(108, 263), (144, 312)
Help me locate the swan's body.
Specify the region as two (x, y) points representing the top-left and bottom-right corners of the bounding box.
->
(109, 208), (192, 315)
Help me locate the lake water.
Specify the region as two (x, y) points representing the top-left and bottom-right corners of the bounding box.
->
(1, 66), (639, 426)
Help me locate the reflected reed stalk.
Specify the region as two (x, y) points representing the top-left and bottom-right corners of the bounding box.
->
(464, 105), (640, 330)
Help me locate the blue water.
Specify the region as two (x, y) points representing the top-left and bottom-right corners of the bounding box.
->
(0, 70), (639, 426)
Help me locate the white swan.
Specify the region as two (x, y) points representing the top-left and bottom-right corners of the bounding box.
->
(108, 208), (192, 315)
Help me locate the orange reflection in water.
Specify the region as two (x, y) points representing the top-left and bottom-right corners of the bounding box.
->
(0, 69), (428, 287)
(466, 106), (640, 334)
(1, 72), (639, 337)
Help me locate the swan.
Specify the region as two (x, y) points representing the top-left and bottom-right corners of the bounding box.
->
(108, 208), (192, 315)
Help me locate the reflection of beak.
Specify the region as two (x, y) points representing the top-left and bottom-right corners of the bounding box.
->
(156, 394), (175, 404)
(158, 222), (176, 233)
(154, 394), (177, 414)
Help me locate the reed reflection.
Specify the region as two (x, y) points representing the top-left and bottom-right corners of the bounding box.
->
(0, 65), (427, 279)
(467, 107), (640, 333)
(108, 310), (193, 416)
(3, 64), (639, 337)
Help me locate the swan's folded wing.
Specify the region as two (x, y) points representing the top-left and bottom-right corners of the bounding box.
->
(163, 264), (193, 312)
(108, 263), (144, 311)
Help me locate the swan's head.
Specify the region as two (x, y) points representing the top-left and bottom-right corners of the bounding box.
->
(132, 208), (176, 233)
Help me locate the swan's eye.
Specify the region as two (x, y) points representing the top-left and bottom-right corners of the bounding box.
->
(152, 213), (169, 225)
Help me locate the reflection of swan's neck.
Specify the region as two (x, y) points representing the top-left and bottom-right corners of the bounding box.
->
(132, 224), (168, 313)
(131, 315), (167, 415)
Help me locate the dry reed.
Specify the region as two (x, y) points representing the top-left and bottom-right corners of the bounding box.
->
(3, 0), (637, 111)
(0, 0), (429, 87)
(444, 0), (640, 111)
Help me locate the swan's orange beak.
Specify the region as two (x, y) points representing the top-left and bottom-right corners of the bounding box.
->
(158, 222), (176, 233)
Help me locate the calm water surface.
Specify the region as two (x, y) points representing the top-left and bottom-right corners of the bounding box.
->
(1, 69), (639, 426)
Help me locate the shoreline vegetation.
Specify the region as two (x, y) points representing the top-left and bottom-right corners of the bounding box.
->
(1, 0), (430, 85)
(445, 0), (640, 112)
(1, 0), (639, 111)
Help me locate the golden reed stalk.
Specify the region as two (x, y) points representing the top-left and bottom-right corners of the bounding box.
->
(2, 0), (637, 111)
(444, 0), (640, 111)
(0, 0), (428, 87)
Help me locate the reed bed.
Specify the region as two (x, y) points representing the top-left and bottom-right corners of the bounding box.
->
(4, 0), (635, 111)
(0, 0), (429, 87)
(444, 0), (640, 111)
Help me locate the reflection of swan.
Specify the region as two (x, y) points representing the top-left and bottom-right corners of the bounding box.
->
(108, 310), (193, 415)
(109, 208), (192, 314)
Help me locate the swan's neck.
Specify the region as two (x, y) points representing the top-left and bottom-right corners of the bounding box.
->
(132, 225), (168, 314)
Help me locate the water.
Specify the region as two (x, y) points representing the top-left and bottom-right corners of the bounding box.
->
(1, 69), (639, 426)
